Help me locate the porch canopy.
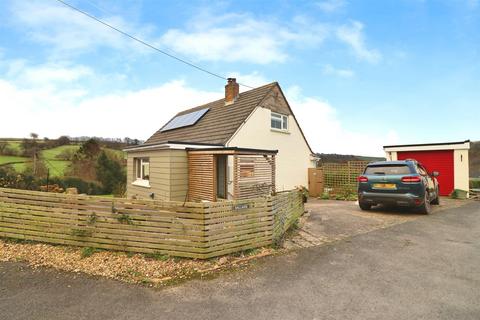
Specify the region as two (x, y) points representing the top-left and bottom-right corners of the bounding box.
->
(187, 147), (277, 202)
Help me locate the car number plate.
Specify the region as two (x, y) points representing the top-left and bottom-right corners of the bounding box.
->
(373, 183), (396, 189)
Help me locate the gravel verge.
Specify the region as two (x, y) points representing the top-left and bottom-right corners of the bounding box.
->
(0, 239), (275, 287)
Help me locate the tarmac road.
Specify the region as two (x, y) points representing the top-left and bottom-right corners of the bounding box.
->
(1, 201), (479, 320)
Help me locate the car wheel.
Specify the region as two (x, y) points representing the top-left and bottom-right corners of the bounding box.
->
(359, 202), (372, 211)
(418, 192), (432, 214)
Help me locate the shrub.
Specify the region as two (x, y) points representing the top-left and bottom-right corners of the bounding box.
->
(450, 189), (468, 199)
(320, 192), (330, 200)
(37, 177), (103, 195)
(0, 168), (38, 190)
(23, 160), (49, 178)
(55, 149), (76, 161)
(0, 175), (104, 195)
(96, 151), (126, 195)
(470, 179), (480, 189)
(56, 136), (71, 146)
(0, 142), (18, 156)
(144, 252), (169, 261)
(81, 247), (100, 258)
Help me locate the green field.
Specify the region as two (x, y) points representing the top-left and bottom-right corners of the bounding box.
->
(44, 160), (71, 176)
(0, 140), (125, 178)
(0, 155), (29, 165)
(11, 162), (28, 172)
(40, 144), (80, 159)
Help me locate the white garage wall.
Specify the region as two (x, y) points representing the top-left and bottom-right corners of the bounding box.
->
(454, 149), (469, 193)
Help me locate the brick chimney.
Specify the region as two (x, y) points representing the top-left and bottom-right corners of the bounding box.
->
(225, 78), (239, 105)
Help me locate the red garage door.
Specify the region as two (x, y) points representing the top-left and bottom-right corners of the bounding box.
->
(397, 150), (454, 196)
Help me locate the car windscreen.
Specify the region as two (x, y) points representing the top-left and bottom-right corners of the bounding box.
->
(364, 165), (412, 175)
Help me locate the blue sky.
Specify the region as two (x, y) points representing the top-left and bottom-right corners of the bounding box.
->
(0, 0), (478, 156)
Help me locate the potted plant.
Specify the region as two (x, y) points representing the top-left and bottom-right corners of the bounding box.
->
(296, 186), (309, 203)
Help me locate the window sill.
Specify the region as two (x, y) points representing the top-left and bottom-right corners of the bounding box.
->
(270, 128), (290, 134)
(132, 180), (151, 188)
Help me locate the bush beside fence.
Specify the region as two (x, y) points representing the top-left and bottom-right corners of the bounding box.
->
(0, 187), (303, 259)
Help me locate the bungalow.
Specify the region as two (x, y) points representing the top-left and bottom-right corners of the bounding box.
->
(124, 78), (317, 202)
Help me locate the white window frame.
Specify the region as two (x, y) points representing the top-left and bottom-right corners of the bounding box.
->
(271, 112), (288, 132)
(132, 157), (150, 188)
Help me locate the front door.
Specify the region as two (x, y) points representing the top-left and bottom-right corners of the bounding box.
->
(216, 155), (227, 199)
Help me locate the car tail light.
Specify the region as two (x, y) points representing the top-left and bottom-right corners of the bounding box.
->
(357, 176), (368, 183)
(401, 176), (422, 183)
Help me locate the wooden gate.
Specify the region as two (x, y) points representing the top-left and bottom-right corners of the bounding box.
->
(308, 168), (324, 197)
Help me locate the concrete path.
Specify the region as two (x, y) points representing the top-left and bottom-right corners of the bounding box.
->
(1, 202), (479, 320)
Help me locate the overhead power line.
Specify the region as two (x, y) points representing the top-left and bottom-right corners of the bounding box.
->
(54, 0), (254, 89)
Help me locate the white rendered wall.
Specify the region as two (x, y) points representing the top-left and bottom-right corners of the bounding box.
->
(454, 149), (469, 193)
(227, 107), (315, 191)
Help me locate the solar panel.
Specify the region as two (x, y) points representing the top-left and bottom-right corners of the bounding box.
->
(160, 108), (209, 132)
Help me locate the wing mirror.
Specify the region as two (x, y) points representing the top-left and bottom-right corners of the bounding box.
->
(431, 171), (440, 177)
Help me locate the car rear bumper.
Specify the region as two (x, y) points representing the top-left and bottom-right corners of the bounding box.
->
(358, 191), (423, 207)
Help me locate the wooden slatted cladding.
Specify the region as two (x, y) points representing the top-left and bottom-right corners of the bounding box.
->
(188, 153), (216, 202)
(188, 148), (277, 202)
(0, 187), (303, 259)
(235, 155), (276, 200)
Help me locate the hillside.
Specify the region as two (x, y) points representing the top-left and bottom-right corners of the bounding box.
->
(0, 139), (125, 178)
(317, 153), (385, 164)
(470, 141), (480, 178)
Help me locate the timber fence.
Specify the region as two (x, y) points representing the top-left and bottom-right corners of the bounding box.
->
(322, 161), (369, 194)
(0, 187), (303, 259)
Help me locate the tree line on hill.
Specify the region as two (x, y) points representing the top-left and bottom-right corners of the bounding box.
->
(0, 135), (142, 157)
(0, 135), (127, 196)
(316, 153), (385, 165)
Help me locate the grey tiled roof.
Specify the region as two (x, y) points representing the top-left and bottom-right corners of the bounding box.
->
(145, 82), (277, 145)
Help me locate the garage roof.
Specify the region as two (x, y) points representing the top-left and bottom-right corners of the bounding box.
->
(384, 140), (470, 152)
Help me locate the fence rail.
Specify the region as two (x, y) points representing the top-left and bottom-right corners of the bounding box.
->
(0, 187), (303, 259)
(322, 161), (369, 194)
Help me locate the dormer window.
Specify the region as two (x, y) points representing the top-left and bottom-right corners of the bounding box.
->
(271, 112), (288, 131)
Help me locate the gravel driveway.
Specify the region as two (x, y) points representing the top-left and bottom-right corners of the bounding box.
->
(284, 197), (470, 249)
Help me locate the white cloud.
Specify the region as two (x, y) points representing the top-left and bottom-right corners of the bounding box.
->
(336, 21), (381, 63)
(8, 0), (153, 55)
(19, 64), (93, 85)
(316, 0), (347, 13)
(322, 64), (354, 78)
(286, 86), (398, 156)
(0, 75), (221, 140)
(159, 12), (328, 64)
(0, 66), (396, 156)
